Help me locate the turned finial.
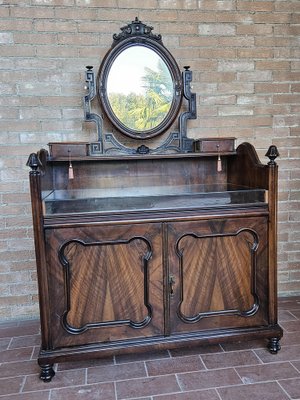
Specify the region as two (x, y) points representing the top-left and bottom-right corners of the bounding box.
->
(265, 145), (279, 165)
(26, 153), (42, 171)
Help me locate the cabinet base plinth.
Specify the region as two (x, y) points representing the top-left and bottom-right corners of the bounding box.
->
(37, 325), (283, 381)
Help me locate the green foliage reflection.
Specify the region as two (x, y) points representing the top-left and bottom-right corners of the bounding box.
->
(108, 60), (173, 132)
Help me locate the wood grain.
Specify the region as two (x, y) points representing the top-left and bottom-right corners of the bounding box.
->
(168, 216), (269, 334)
(63, 238), (150, 330)
(178, 232), (255, 317)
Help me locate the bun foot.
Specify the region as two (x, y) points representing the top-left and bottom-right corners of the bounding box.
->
(268, 337), (281, 354)
(40, 364), (55, 382)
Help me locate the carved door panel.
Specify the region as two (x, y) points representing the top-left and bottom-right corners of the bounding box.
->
(45, 223), (164, 349)
(167, 217), (269, 335)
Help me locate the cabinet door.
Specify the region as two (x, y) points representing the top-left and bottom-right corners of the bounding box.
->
(167, 217), (269, 335)
(45, 223), (164, 349)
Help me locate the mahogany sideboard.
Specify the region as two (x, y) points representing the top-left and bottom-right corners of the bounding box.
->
(27, 140), (282, 381)
(27, 18), (282, 381)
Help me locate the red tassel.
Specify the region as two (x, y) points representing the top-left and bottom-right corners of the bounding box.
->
(68, 163), (74, 179)
(217, 154), (222, 172)
(68, 150), (74, 180)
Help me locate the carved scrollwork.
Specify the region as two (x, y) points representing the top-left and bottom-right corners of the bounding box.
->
(112, 17), (162, 45)
(82, 19), (196, 154)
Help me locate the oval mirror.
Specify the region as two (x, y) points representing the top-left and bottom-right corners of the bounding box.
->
(107, 46), (173, 134)
(98, 33), (182, 139)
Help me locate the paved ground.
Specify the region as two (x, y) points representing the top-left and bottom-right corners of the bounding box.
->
(0, 296), (300, 399)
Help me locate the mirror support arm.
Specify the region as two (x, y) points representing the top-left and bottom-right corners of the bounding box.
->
(179, 66), (197, 152)
(82, 20), (198, 156)
(85, 64), (197, 156)
(83, 66), (104, 154)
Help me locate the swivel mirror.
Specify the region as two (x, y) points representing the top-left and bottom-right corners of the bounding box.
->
(83, 18), (196, 155)
(106, 46), (173, 134)
(97, 18), (183, 139)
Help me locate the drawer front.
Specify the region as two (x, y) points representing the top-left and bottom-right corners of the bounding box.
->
(49, 142), (89, 157)
(194, 138), (236, 153)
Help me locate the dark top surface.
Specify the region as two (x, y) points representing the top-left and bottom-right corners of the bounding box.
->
(43, 184), (266, 216)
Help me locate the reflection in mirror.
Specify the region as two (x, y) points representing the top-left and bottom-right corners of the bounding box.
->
(107, 46), (173, 132)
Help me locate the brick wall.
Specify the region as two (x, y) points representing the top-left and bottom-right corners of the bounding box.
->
(0, 0), (299, 320)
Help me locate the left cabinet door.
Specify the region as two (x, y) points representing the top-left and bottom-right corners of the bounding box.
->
(44, 223), (164, 349)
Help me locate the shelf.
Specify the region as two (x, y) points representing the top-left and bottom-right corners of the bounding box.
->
(43, 184), (266, 216)
(47, 151), (237, 163)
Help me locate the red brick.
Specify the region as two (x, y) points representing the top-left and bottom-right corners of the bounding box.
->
(255, 37), (291, 47)
(198, 24), (236, 36)
(219, 36), (254, 47)
(275, 2), (300, 12)
(255, 83), (290, 94)
(160, 23), (198, 35)
(198, 0), (235, 11)
(254, 12), (291, 24)
(14, 33), (57, 45)
(78, 21), (121, 34)
(57, 33), (99, 46)
(237, 24), (273, 35)
(237, 1), (274, 12)
(11, 6), (55, 18)
(178, 11), (215, 23)
(200, 72), (235, 82)
(0, 0), (299, 321)
(159, 0), (198, 8)
(238, 48), (274, 59)
(0, 6), (9, 17)
(35, 19), (77, 32)
(0, 20), (33, 31)
(274, 25), (300, 36)
(180, 36), (218, 47)
(143, 10), (178, 22)
(256, 60), (291, 70)
(274, 94), (300, 104)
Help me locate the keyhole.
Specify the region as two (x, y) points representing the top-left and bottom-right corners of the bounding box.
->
(169, 275), (175, 297)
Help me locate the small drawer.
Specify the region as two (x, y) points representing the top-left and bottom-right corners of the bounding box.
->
(49, 142), (89, 158)
(194, 138), (236, 153)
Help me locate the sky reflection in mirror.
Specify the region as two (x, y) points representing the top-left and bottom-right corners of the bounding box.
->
(107, 46), (173, 132)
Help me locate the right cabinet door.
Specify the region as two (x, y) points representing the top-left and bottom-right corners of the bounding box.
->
(167, 216), (270, 335)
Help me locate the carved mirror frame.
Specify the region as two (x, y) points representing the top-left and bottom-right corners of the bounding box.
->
(83, 18), (197, 155)
(97, 19), (182, 140)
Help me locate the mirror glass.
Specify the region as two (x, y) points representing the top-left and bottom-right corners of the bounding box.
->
(106, 46), (173, 133)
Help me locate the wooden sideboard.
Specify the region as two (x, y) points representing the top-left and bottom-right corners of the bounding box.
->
(27, 139), (282, 381)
